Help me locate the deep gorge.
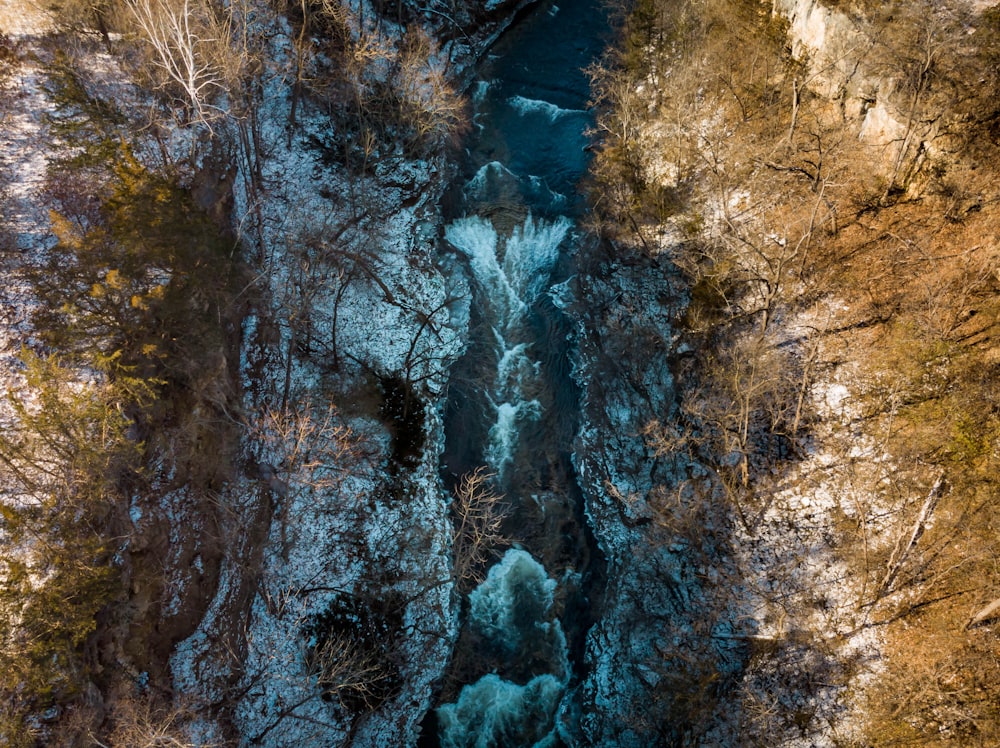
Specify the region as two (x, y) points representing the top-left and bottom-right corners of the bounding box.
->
(432, 0), (610, 741)
(4, 0), (1000, 744)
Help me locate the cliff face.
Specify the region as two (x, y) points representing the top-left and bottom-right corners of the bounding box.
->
(0, 1), (527, 744)
(774, 0), (993, 190)
(773, 0), (868, 99)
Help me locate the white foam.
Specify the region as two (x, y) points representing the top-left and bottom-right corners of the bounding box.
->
(446, 216), (525, 325)
(496, 341), (534, 391)
(508, 95), (585, 123)
(465, 160), (520, 201)
(504, 215), (572, 303)
(438, 673), (564, 748)
(446, 215), (572, 476)
(439, 549), (570, 746)
(485, 398), (542, 477)
(473, 80), (492, 105)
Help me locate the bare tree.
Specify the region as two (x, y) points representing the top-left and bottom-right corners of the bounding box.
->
(392, 26), (466, 154)
(125, 0), (234, 132)
(252, 401), (367, 558)
(304, 627), (394, 709)
(93, 695), (220, 748)
(868, 0), (975, 202)
(449, 467), (509, 592)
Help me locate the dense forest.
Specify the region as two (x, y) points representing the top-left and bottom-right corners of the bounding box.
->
(1, 0), (999, 744)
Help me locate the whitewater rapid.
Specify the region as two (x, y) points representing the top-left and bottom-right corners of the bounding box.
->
(444, 214), (571, 477)
(431, 0), (611, 741)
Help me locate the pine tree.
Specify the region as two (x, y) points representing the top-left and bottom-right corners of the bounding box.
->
(0, 351), (154, 738)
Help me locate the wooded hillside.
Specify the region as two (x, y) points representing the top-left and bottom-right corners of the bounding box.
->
(0, 0), (489, 742)
(586, 0), (1000, 742)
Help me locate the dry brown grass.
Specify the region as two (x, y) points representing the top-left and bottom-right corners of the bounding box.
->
(0, 0), (54, 36)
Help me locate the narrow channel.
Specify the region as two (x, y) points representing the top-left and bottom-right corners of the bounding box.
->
(430, 0), (612, 743)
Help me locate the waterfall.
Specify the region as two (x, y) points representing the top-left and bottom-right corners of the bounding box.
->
(437, 549), (570, 748)
(445, 214), (571, 477)
(433, 0), (611, 743)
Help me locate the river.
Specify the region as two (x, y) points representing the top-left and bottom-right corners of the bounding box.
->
(428, 0), (613, 744)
